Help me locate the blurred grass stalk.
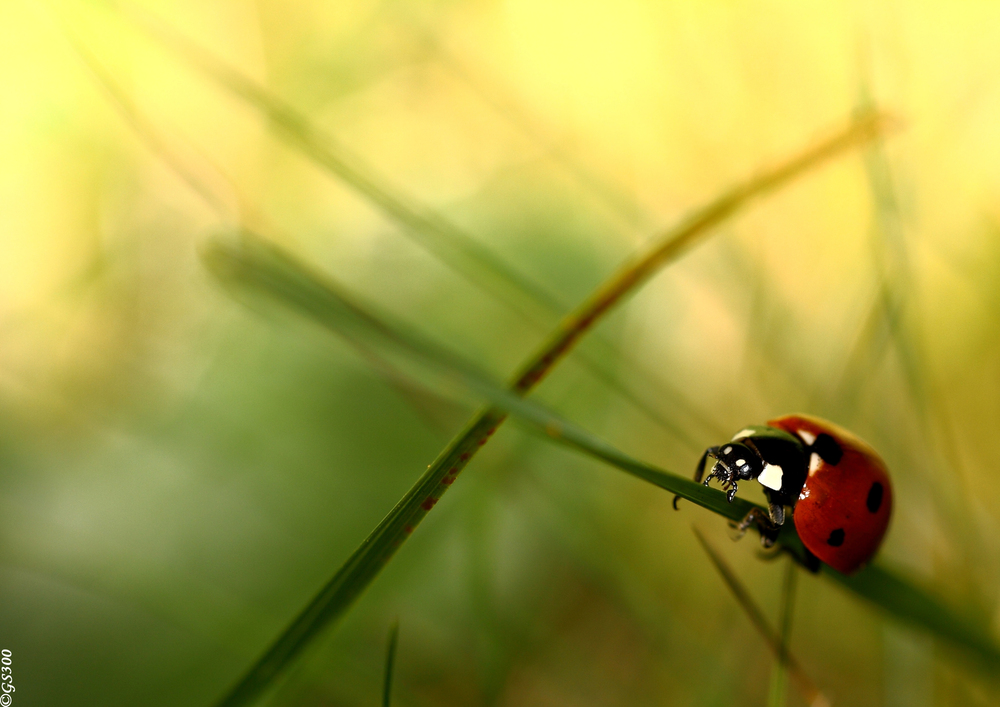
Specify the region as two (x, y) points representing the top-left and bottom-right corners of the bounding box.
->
(382, 620), (399, 707)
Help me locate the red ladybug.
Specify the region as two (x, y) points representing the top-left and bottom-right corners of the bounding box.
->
(692, 414), (892, 574)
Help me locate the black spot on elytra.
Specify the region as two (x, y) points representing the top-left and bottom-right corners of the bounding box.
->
(866, 482), (884, 513)
(827, 528), (845, 547)
(813, 433), (843, 465)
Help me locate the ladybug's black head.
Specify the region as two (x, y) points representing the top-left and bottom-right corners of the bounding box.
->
(714, 443), (764, 480)
(705, 442), (765, 500)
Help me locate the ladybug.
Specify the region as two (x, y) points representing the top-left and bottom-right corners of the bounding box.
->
(693, 414), (892, 574)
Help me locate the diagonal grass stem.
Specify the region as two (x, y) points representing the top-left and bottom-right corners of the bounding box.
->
(694, 528), (828, 707)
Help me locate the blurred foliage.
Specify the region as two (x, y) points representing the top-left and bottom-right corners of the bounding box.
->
(2, 1), (1000, 706)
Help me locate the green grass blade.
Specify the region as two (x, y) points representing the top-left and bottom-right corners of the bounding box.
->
(563, 432), (1000, 677)
(382, 620), (399, 707)
(53, 20), (472, 439)
(533, 418), (1000, 678)
(537, 431), (1000, 678)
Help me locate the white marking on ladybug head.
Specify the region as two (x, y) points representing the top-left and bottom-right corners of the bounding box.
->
(735, 459), (746, 467)
(799, 486), (810, 501)
(808, 452), (823, 476)
(798, 430), (817, 446)
(757, 463), (784, 490)
(723, 446), (733, 454)
(731, 429), (755, 441)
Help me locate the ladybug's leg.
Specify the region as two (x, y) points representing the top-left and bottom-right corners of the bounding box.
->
(733, 508), (780, 548)
(694, 447), (721, 484)
(764, 493), (785, 526)
(735, 508), (767, 534)
(701, 446), (742, 502)
(801, 547), (822, 574)
(674, 447), (721, 510)
(703, 448), (740, 503)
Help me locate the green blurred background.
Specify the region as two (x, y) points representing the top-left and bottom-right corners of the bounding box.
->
(2, 1), (1000, 705)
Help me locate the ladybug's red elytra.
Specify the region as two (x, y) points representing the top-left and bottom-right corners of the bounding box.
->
(692, 414), (892, 574)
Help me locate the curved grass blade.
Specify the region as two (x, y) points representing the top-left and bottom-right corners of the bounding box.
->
(205, 112), (894, 706)
(566, 443), (1000, 676)
(382, 620), (399, 707)
(694, 528), (829, 707)
(203, 233), (764, 707)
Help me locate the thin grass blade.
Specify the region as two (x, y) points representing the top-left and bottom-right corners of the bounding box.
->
(382, 620), (399, 707)
(767, 557), (799, 707)
(693, 528), (828, 707)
